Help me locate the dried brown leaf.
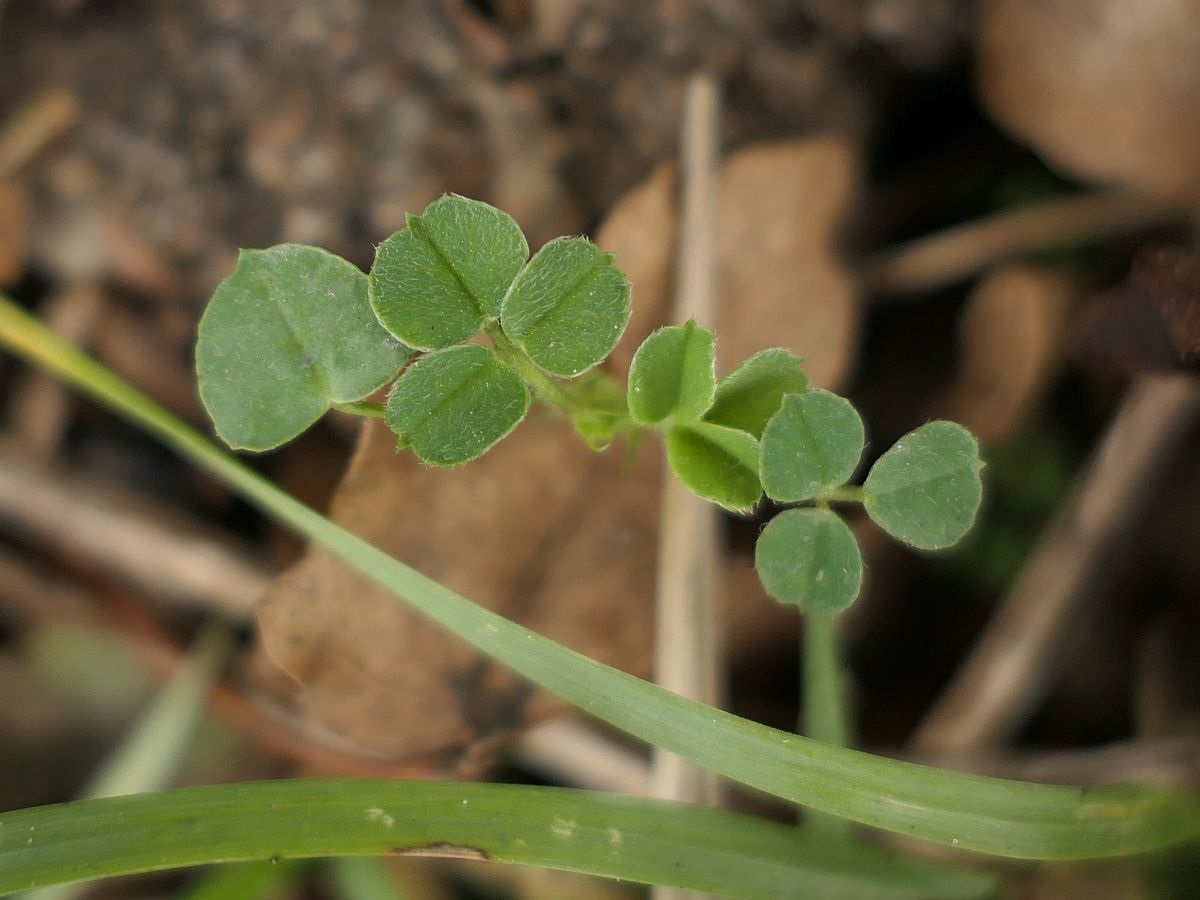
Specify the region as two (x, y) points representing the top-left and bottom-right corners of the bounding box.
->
(255, 417), (660, 769)
(980, 0), (1200, 200)
(600, 138), (862, 388)
(717, 137), (861, 388)
(934, 266), (1075, 443)
(599, 161), (679, 376)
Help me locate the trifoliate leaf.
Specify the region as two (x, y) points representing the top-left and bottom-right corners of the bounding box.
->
(863, 421), (984, 549)
(627, 321), (717, 425)
(385, 344), (529, 467)
(501, 237), (631, 378)
(369, 195), (528, 350)
(703, 348), (809, 438)
(196, 245), (412, 452)
(666, 421), (762, 512)
(754, 508), (863, 613)
(760, 390), (864, 502)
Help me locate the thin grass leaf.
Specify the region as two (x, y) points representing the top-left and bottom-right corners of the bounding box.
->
(0, 781), (996, 900)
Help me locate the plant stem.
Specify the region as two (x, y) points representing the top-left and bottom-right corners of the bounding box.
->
(818, 485), (866, 504)
(803, 611), (853, 838)
(332, 400), (386, 419)
(486, 325), (585, 414)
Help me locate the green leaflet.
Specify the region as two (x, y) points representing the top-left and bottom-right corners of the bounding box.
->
(369, 195), (528, 350)
(627, 321), (717, 425)
(704, 348), (809, 438)
(755, 508), (864, 613)
(385, 344), (529, 467)
(501, 237), (631, 378)
(864, 421), (984, 550)
(760, 390), (865, 502)
(666, 420), (762, 512)
(196, 245), (411, 451)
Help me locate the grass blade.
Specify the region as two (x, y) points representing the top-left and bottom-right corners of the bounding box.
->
(0, 780), (995, 899)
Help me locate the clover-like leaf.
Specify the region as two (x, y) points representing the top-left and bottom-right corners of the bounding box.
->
(369, 195), (528, 350)
(760, 390), (865, 502)
(703, 348), (809, 438)
(385, 344), (530, 467)
(501, 237), (631, 378)
(196, 245), (412, 452)
(627, 321), (717, 425)
(666, 421), (762, 512)
(863, 421), (984, 550)
(754, 508), (864, 613)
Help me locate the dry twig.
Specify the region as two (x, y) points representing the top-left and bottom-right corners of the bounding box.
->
(914, 375), (1200, 753)
(865, 192), (1185, 296)
(0, 443), (268, 619)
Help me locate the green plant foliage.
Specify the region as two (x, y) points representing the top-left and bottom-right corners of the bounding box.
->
(501, 237), (631, 378)
(384, 344), (529, 467)
(666, 421), (761, 512)
(760, 390), (865, 502)
(627, 321), (717, 425)
(0, 780), (997, 900)
(195, 245), (411, 451)
(568, 370), (629, 451)
(863, 421), (984, 549)
(369, 195), (528, 350)
(703, 348), (809, 437)
(754, 508), (864, 613)
(4, 294), (1198, 864)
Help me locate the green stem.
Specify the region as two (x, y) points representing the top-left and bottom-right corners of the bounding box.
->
(803, 612), (852, 838)
(0, 293), (1197, 860)
(817, 485), (866, 504)
(332, 400), (387, 419)
(486, 325), (586, 415)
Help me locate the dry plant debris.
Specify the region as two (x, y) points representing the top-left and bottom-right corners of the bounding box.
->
(602, 136), (862, 390)
(933, 265), (1074, 444)
(1073, 246), (1200, 373)
(979, 0), (1200, 200)
(254, 417), (661, 767)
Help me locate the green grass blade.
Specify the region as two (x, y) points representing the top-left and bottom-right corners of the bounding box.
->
(23, 624), (232, 900)
(0, 294), (1197, 860)
(81, 624), (231, 800)
(0, 780), (995, 899)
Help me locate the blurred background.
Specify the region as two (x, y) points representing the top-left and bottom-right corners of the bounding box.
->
(0, 1), (1198, 897)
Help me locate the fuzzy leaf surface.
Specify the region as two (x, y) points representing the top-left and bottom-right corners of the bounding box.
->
(369, 195), (528, 350)
(501, 237), (631, 377)
(863, 421), (984, 549)
(196, 245), (411, 451)
(703, 348), (810, 437)
(385, 344), (529, 466)
(627, 321), (717, 425)
(755, 507), (863, 613)
(666, 420), (762, 512)
(760, 390), (864, 501)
